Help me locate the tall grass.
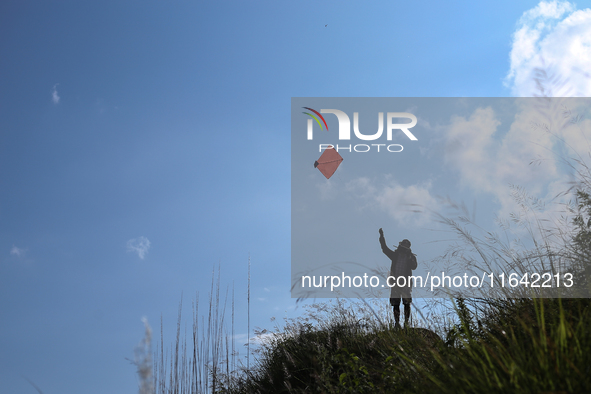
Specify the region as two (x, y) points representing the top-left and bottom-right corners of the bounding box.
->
(135, 266), (243, 394)
(210, 297), (591, 393)
(425, 297), (591, 393)
(130, 317), (154, 394)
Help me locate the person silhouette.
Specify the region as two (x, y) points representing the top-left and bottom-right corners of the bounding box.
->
(379, 228), (417, 328)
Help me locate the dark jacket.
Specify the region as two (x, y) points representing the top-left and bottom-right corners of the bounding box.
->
(380, 235), (417, 285)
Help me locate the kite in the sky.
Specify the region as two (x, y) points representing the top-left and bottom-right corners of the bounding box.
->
(314, 145), (343, 179)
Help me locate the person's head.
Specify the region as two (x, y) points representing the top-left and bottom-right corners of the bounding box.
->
(398, 239), (411, 249)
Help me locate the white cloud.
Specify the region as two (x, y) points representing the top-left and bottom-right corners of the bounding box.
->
(10, 245), (25, 257)
(52, 84), (60, 104)
(316, 178), (339, 200)
(443, 105), (561, 196)
(233, 331), (278, 346)
(344, 177), (440, 226)
(448, 106), (551, 184)
(250, 331), (277, 345)
(127, 236), (151, 259)
(440, 99), (591, 241)
(506, 1), (591, 97)
(444, 107), (501, 194)
(345, 177), (377, 203)
(374, 181), (440, 226)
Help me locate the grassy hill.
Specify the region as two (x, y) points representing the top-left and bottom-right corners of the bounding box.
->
(134, 296), (591, 394)
(216, 297), (591, 394)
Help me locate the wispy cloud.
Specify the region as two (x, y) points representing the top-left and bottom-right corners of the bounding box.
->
(10, 245), (25, 257)
(342, 177), (440, 227)
(506, 1), (591, 97)
(439, 99), (591, 243)
(52, 84), (60, 104)
(127, 236), (151, 259)
(249, 331), (277, 346)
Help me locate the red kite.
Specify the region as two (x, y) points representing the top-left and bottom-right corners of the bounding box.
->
(314, 146), (343, 179)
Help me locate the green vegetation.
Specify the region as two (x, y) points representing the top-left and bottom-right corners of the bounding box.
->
(135, 294), (591, 393)
(218, 298), (591, 393)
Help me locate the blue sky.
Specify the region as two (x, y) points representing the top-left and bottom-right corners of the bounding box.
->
(1, 1), (591, 393)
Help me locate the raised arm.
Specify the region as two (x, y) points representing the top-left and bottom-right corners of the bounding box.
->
(379, 228), (396, 260)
